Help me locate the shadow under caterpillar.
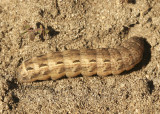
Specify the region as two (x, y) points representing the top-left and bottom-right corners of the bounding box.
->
(17, 36), (144, 83)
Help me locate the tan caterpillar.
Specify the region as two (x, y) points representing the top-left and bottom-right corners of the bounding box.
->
(17, 36), (144, 83)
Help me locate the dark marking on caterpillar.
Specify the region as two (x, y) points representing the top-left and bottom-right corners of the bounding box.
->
(43, 70), (51, 75)
(104, 59), (110, 63)
(37, 55), (44, 58)
(26, 67), (34, 71)
(73, 60), (80, 63)
(39, 64), (48, 67)
(90, 59), (96, 63)
(31, 73), (40, 79)
(17, 36), (144, 83)
(57, 61), (63, 64)
(58, 67), (65, 74)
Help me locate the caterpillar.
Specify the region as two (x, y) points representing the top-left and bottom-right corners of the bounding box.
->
(17, 36), (144, 83)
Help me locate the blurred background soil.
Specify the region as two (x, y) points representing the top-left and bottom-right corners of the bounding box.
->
(0, 0), (160, 113)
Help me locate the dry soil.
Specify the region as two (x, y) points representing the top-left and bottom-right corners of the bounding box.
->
(0, 0), (160, 113)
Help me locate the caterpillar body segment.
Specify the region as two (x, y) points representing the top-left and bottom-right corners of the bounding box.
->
(17, 36), (144, 83)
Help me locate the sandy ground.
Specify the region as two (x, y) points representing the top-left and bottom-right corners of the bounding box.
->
(0, 0), (160, 113)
